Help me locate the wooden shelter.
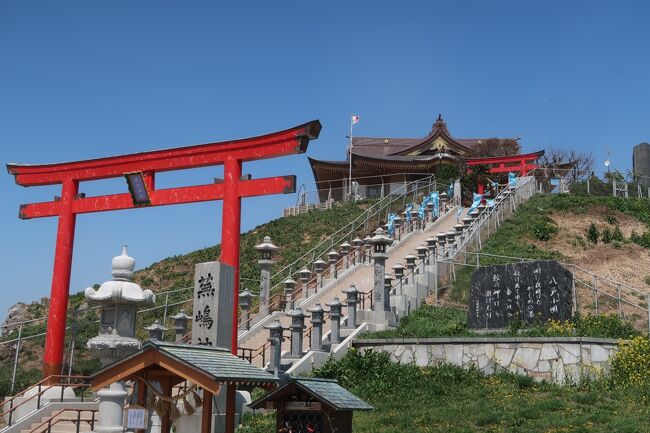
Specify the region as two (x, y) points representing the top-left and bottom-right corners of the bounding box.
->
(250, 377), (373, 433)
(90, 341), (278, 433)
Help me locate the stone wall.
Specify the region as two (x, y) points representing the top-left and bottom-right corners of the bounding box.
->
(352, 337), (620, 384)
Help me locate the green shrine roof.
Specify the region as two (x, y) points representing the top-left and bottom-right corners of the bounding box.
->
(251, 377), (373, 411)
(91, 341), (278, 387)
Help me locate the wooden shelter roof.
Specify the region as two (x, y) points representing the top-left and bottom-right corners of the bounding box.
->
(90, 341), (278, 393)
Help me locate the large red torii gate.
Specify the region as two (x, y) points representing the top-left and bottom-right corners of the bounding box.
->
(7, 120), (321, 381)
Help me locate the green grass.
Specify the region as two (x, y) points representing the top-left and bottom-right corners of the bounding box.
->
(239, 349), (650, 433)
(358, 305), (640, 340)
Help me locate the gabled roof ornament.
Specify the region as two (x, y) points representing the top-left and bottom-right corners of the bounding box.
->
(432, 113), (449, 135)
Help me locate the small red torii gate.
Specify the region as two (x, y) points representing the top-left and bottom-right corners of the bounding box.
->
(7, 120), (320, 378)
(464, 150), (544, 194)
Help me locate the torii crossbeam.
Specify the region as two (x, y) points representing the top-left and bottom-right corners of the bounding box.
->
(7, 120), (321, 381)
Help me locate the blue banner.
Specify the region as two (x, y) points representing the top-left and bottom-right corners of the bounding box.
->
(418, 195), (430, 220)
(508, 172), (517, 188)
(447, 183), (454, 199)
(387, 213), (397, 237)
(469, 193), (483, 212)
(486, 199), (495, 208)
(405, 204), (413, 222)
(429, 192), (439, 218)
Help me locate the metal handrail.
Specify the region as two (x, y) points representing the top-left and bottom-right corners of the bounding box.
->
(27, 408), (97, 433)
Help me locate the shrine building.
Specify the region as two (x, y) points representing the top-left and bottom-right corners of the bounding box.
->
(308, 114), (543, 201)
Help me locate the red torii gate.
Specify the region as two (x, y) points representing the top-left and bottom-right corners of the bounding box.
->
(465, 150), (544, 194)
(7, 120), (321, 430)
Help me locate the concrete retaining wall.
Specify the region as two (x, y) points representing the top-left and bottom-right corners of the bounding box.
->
(352, 337), (620, 384)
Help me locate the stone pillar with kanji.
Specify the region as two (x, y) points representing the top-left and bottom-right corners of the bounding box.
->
(369, 228), (394, 324)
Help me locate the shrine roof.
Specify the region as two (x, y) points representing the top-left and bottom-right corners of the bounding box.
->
(90, 341), (278, 392)
(250, 377), (373, 411)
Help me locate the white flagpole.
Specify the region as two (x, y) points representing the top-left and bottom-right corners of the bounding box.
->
(348, 115), (353, 201)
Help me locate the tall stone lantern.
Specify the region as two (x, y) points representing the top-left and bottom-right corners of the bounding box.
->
(369, 228), (393, 317)
(255, 236), (279, 315)
(85, 246), (155, 433)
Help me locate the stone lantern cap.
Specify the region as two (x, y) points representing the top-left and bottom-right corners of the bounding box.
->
(416, 245), (428, 254)
(144, 319), (168, 332)
(287, 307), (307, 320)
(440, 191), (449, 199)
(469, 209), (480, 218)
(327, 249), (340, 259)
(299, 267), (312, 278)
(384, 273), (393, 282)
(170, 310), (192, 321)
(477, 204), (486, 213)
(283, 278), (297, 289)
(462, 217), (473, 226)
(370, 227), (393, 247)
(85, 246), (155, 305)
(326, 297), (342, 310)
(313, 259), (327, 271)
(426, 237), (437, 246)
(339, 242), (351, 252)
(342, 284), (358, 296)
(446, 231), (457, 240)
(308, 303), (325, 316)
(404, 254), (417, 265)
(239, 290), (256, 305)
(264, 320), (286, 332)
(351, 237), (364, 247)
(392, 262), (406, 272)
(454, 224), (465, 233)
(254, 236), (279, 252)
(363, 235), (373, 244)
(393, 215), (403, 227)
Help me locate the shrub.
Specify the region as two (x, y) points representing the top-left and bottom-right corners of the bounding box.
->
(533, 220), (557, 241)
(613, 226), (624, 242)
(611, 336), (650, 387)
(630, 231), (650, 249)
(613, 241), (623, 250)
(601, 227), (612, 244)
(587, 223), (599, 244)
(606, 215), (619, 225)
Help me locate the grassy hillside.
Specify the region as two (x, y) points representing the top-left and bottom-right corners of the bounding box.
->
(0, 201), (373, 397)
(447, 194), (650, 304)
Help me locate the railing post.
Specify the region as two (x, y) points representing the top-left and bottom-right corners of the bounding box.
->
(10, 321), (23, 396)
(76, 410), (81, 433)
(617, 284), (622, 319)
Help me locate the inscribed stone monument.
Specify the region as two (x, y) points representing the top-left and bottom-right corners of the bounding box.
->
(468, 260), (573, 329)
(192, 261), (234, 349)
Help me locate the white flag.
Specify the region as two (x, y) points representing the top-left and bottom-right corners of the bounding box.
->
(351, 115), (360, 125)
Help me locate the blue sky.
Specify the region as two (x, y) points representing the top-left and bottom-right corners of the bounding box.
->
(1, 1), (649, 321)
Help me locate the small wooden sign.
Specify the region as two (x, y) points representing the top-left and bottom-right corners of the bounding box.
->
(125, 405), (148, 429)
(285, 401), (322, 411)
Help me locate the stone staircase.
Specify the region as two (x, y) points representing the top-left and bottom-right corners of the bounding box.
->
(19, 408), (97, 433)
(237, 205), (466, 367)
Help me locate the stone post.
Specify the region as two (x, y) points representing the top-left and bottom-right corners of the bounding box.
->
(425, 237), (437, 263)
(416, 245), (428, 273)
(363, 236), (373, 263)
(339, 242), (351, 269)
(411, 208), (419, 231)
(255, 236), (279, 315)
(308, 303), (326, 351)
(283, 278), (296, 312)
(469, 209), (479, 220)
(370, 228), (393, 314)
(446, 231), (457, 256)
(326, 298), (342, 344)
(287, 307), (307, 358)
(426, 201), (434, 223)
(327, 249), (340, 279)
(170, 310), (191, 343)
(383, 274), (393, 312)
(238, 290), (256, 330)
(462, 217), (473, 229)
(436, 233), (447, 258)
(440, 191), (448, 213)
(313, 259), (326, 290)
(144, 320), (167, 341)
(404, 254), (417, 279)
(393, 215), (403, 241)
(393, 263), (406, 293)
(351, 237), (363, 265)
(454, 224), (465, 243)
(264, 320), (285, 376)
(342, 284), (358, 328)
(298, 267), (312, 299)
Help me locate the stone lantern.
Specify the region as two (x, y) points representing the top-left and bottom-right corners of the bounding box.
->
(264, 320), (286, 376)
(392, 263), (406, 293)
(342, 284), (358, 329)
(404, 254), (417, 280)
(238, 290), (256, 330)
(339, 242), (351, 269)
(255, 236), (279, 315)
(363, 235), (373, 263)
(313, 259), (327, 289)
(170, 309), (191, 342)
(298, 267), (312, 298)
(351, 237), (364, 265)
(425, 237), (437, 261)
(439, 191), (449, 212)
(283, 278), (296, 312)
(446, 231), (457, 253)
(85, 246), (155, 433)
(436, 233), (447, 258)
(326, 298), (343, 344)
(287, 307), (307, 358)
(410, 208), (420, 231)
(327, 249), (340, 279)
(477, 203), (486, 215)
(416, 245), (429, 270)
(383, 274), (393, 313)
(144, 320), (167, 341)
(469, 209), (479, 220)
(462, 217), (473, 228)
(308, 303), (326, 351)
(426, 200), (435, 223)
(370, 228), (393, 316)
